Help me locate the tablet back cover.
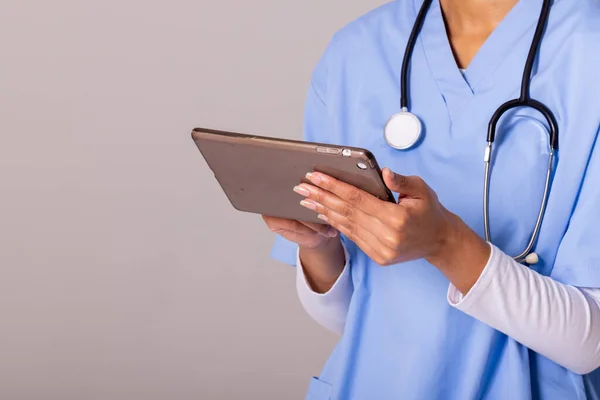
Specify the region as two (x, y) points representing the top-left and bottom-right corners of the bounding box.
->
(192, 128), (393, 224)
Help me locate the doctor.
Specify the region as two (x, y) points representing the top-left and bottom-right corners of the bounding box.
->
(264, 0), (600, 398)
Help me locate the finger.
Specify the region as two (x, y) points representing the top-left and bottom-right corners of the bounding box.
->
(274, 228), (324, 248)
(297, 185), (400, 241)
(317, 210), (395, 264)
(319, 211), (394, 265)
(298, 220), (338, 238)
(296, 184), (377, 227)
(382, 168), (428, 199)
(303, 172), (392, 219)
(262, 215), (321, 236)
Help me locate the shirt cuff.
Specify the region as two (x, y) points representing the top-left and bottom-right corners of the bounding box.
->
(447, 242), (498, 310)
(295, 242), (353, 335)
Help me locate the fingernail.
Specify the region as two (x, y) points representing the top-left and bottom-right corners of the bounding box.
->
(317, 214), (328, 222)
(384, 167), (395, 179)
(300, 199), (317, 211)
(293, 185), (310, 197)
(306, 172), (322, 185)
(326, 228), (338, 238)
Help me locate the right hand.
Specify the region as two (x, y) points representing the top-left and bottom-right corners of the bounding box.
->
(261, 215), (340, 249)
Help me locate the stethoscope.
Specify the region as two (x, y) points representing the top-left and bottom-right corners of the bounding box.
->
(384, 0), (558, 265)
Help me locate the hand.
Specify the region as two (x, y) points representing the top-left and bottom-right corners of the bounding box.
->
(294, 168), (491, 293)
(261, 215), (339, 250)
(293, 168), (453, 266)
(262, 215), (346, 293)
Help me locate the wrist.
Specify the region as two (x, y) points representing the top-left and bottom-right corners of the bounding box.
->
(302, 234), (341, 251)
(299, 235), (344, 265)
(299, 236), (345, 292)
(426, 209), (461, 264)
(426, 211), (490, 294)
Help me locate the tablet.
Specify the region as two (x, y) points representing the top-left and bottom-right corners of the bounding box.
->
(192, 127), (395, 224)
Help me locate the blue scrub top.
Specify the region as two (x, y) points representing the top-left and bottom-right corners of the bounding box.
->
(271, 0), (600, 398)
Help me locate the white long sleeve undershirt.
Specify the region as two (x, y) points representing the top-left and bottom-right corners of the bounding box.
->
(295, 243), (600, 375)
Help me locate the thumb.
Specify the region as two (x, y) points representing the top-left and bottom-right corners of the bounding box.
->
(382, 167), (426, 198)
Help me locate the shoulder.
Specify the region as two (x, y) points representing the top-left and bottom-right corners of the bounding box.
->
(316, 1), (405, 80)
(332, 1), (398, 43)
(324, 1), (402, 62)
(311, 2), (401, 97)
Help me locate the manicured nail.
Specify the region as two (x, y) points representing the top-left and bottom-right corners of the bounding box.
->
(293, 185), (310, 197)
(317, 214), (328, 222)
(306, 172), (322, 184)
(300, 199), (317, 211)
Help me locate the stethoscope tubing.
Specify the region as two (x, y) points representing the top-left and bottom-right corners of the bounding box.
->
(483, 144), (555, 263)
(395, 0), (557, 264)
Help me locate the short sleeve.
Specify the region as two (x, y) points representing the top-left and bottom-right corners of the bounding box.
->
(270, 235), (300, 266)
(551, 132), (600, 287)
(269, 38), (336, 265)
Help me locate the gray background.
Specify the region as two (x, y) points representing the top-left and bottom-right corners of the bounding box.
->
(0, 0), (386, 399)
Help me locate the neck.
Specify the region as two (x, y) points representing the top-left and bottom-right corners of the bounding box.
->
(439, 0), (519, 68)
(440, 0), (518, 35)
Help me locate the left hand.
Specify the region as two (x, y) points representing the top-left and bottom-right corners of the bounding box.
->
(293, 168), (455, 266)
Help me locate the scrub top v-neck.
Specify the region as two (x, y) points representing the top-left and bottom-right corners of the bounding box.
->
(418, 0), (540, 122)
(270, 0), (600, 399)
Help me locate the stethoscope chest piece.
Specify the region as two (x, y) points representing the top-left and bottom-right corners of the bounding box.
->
(384, 110), (422, 150)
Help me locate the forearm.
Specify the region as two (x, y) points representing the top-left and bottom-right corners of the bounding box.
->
(448, 244), (600, 374)
(299, 236), (346, 294)
(426, 210), (600, 373)
(297, 243), (353, 335)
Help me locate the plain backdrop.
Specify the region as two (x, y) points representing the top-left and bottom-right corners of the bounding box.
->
(0, 1), (387, 399)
